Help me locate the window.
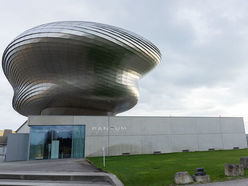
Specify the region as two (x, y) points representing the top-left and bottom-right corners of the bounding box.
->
(29, 125), (85, 160)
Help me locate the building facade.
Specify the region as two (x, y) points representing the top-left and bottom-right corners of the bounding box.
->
(2, 21), (161, 117)
(7, 115), (246, 161)
(3, 22), (247, 162)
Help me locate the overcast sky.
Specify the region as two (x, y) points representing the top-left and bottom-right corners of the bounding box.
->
(1, 0), (248, 132)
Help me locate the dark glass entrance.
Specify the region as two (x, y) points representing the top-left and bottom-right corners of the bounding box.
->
(29, 125), (85, 160)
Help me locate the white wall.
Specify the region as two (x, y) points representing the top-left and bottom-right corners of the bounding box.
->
(27, 116), (247, 157)
(16, 121), (30, 133)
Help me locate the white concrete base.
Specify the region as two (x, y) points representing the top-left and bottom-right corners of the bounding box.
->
(22, 116), (247, 157)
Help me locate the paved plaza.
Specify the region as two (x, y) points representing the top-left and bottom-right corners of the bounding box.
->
(0, 159), (123, 185)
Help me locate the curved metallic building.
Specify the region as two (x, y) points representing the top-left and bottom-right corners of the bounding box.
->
(2, 21), (161, 116)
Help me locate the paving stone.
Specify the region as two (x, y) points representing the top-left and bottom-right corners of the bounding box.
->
(0, 159), (123, 186)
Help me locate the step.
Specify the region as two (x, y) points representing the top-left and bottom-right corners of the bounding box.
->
(0, 172), (122, 186)
(0, 179), (112, 186)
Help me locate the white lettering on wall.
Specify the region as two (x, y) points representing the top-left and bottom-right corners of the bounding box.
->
(91, 126), (127, 132)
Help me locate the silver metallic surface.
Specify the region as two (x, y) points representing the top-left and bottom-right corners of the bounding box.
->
(2, 21), (161, 116)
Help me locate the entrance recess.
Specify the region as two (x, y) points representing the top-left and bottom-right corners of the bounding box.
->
(29, 125), (85, 160)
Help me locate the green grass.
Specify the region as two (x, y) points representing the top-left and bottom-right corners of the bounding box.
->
(88, 149), (248, 186)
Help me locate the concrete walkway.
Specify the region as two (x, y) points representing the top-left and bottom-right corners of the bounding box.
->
(0, 159), (99, 172)
(192, 178), (248, 186)
(0, 159), (123, 186)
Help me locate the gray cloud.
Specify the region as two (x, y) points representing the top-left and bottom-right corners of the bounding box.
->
(1, 0), (248, 131)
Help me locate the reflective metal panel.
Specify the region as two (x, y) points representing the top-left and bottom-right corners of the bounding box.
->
(2, 21), (161, 116)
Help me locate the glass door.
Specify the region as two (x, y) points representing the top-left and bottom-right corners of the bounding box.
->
(51, 140), (59, 159)
(29, 125), (85, 160)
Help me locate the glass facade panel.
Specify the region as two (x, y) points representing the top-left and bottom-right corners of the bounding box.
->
(29, 125), (85, 160)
